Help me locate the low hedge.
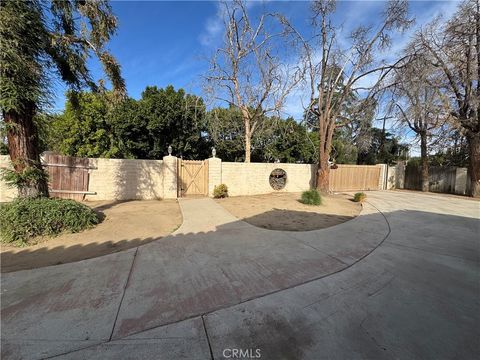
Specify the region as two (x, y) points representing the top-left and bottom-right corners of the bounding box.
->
(0, 197), (99, 245)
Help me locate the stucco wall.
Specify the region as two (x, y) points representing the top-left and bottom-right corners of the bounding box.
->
(85, 158), (164, 201)
(221, 162), (316, 197)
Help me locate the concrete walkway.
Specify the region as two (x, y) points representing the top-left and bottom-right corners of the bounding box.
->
(1, 191), (479, 359)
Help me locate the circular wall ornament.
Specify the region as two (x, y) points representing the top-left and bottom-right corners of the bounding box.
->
(269, 168), (287, 190)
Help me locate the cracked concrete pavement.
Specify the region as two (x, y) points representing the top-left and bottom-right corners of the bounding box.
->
(1, 191), (479, 359)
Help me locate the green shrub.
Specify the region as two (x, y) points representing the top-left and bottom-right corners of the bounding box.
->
(353, 192), (367, 202)
(0, 160), (49, 197)
(213, 184), (228, 198)
(300, 189), (322, 205)
(0, 197), (99, 245)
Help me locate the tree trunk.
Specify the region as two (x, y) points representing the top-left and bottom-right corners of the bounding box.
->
(316, 156), (330, 193)
(467, 131), (480, 197)
(244, 130), (251, 163)
(316, 113), (331, 193)
(420, 131), (429, 192)
(3, 107), (49, 197)
(242, 108), (251, 163)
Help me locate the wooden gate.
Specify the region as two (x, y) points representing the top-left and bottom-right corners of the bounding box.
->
(329, 164), (381, 191)
(177, 159), (208, 197)
(43, 154), (95, 201)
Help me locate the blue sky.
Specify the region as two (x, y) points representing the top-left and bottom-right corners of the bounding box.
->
(52, 0), (460, 126)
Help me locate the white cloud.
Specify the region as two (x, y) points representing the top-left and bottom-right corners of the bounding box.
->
(198, 1), (268, 47)
(199, 7), (223, 47)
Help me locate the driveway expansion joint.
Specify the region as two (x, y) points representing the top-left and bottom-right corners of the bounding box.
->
(109, 247), (139, 342)
(202, 315), (215, 360)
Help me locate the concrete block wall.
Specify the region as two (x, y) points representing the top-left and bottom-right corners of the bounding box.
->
(220, 162), (316, 197)
(4, 151), (470, 200)
(85, 158), (164, 201)
(0, 155), (18, 202)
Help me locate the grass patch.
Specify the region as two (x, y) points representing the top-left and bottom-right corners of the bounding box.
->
(300, 189), (322, 205)
(0, 197), (99, 245)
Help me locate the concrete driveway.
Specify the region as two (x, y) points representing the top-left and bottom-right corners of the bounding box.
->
(1, 191), (479, 359)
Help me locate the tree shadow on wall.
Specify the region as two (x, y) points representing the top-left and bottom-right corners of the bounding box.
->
(112, 159), (164, 200)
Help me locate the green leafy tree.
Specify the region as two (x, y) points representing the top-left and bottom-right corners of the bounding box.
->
(50, 91), (119, 158)
(256, 118), (318, 163)
(357, 128), (408, 165)
(0, 0), (125, 196)
(206, 107), (245, 162)
(137, 86), (209, 159)
(109, 97), (149, 158)
(331, 128), (358, 164)
(51, 86), (209, 160)
(207, 106), (319, 163)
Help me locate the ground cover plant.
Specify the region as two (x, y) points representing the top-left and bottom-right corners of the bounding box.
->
(0, 197), (99, 245)
(300, 189), (322, 205)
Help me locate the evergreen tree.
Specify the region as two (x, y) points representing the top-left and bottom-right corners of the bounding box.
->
(0, 0), (125, 196)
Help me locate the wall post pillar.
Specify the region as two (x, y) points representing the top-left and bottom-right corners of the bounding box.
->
(395, 161), (406, 189)
(162, 155), (178, 199)
(207, 157), (222, 197)
(377, 164), (388, 190)
(454, 167), (468, 195)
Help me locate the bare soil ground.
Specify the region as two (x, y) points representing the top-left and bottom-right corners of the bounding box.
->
(215, 192), (361, 231)
(1, 199), (182, 273)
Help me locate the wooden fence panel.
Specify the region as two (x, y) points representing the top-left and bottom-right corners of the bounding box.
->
(43, 154), (92, 201)
(404, 165), (421, 190)
(329, 165), (381, 191)
(405, 165), (458, 194)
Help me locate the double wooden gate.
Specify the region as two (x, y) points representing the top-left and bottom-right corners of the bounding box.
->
(177, 159), (209, 197)
(329, 164), (382, 191)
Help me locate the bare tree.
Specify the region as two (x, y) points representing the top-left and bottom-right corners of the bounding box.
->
(393, 52), (448, 192)
(204, 0), (302, 162)
(415, 0), (479, 196)
(291, 0), (412, 192)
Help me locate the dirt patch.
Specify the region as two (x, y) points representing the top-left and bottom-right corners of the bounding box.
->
(215, 192), (361, 231)
(1, 199), (182, 273)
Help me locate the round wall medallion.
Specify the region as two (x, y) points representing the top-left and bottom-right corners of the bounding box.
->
(269, 168), (287, 190)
